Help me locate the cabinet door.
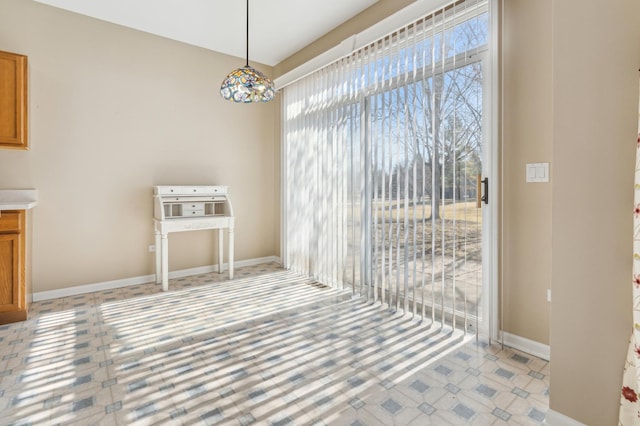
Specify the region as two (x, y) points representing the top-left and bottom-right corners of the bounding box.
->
(0, 233), (20, 312)
(0, 50), (28, 149)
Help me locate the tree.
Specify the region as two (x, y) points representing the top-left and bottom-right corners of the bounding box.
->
(368, 15), (487, 221)
(370, 63), (483, 220)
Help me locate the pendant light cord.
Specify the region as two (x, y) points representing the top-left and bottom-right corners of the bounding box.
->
(245, 0), (249, 67)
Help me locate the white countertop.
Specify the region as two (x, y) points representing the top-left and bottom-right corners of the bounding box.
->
(0, 189), (38, 210)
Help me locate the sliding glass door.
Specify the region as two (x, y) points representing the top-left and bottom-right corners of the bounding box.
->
(283, 0), (493, 336)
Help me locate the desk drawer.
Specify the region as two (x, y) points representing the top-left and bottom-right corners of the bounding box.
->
(183, 209), (205, 217)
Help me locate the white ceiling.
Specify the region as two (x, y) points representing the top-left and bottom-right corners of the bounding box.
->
(33, 0), (378, 66)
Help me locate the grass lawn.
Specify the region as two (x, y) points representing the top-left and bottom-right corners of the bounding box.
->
(374, 199), (483, 224)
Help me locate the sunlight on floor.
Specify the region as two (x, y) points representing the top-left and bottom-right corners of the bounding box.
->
(0, 263), (548, 425)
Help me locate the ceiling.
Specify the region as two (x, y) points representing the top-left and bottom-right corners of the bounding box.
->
(32, 0), (379, 67)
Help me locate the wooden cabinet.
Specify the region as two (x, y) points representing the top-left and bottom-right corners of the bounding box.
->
(0, 50), (28, 149)
(0, 211), (27, 324)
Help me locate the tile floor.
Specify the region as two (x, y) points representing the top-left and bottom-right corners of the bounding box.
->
(0, 263), (549, 425)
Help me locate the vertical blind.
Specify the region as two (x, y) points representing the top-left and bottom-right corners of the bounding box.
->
(283, 0), (489, 326)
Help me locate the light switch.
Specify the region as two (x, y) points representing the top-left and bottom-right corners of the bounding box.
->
(526, 163), (549, 183)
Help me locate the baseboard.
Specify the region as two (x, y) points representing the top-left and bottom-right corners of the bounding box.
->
(544, 409), (586, 426)
(501, 331), (550, 361)
(32, 256), (281, 302)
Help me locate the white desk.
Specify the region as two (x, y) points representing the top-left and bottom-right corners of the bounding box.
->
(153, 186), (234, 291)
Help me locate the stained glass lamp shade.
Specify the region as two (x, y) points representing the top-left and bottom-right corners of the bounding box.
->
(220, 66), (275, 103)
(220, 0), (275, 103)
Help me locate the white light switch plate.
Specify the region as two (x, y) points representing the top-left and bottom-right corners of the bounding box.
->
(526, 163), (549, 183)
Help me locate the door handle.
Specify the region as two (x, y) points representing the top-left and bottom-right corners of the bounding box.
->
(476, 174), (488, 208)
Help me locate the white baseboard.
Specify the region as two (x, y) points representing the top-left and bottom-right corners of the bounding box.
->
(32, 256), (281, 302)
(544, 409), (586, 426)
(501, 331), (550, 361)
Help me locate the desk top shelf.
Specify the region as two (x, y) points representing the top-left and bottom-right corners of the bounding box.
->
(153, 185), (234, 220)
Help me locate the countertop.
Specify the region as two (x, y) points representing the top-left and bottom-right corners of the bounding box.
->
(0, 189), (38, 210)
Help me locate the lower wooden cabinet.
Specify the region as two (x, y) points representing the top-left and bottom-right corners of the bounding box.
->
(0, 210), (27, 324)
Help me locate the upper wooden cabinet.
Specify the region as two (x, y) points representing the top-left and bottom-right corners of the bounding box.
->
(0, 50), (28, 150)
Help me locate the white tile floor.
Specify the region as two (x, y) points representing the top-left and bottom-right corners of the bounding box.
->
(0, 263), (548, 425)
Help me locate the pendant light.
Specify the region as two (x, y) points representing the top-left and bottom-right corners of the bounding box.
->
(220, 0), (275, 103)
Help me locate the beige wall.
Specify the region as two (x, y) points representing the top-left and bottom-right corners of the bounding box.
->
(0, 0), (280, 292)
(501, 0), (552, 344)
(550, 0), (640, 423)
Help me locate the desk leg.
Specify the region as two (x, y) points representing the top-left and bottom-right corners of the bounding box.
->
(155, 231), (162, 284)
(228, 227), (234, 280)
(218, 229), (223, 274)
(161, 233), (169, 292)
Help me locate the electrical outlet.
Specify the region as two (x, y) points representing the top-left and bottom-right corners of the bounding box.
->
(546, 289), (551, 302)
(148, 245), (156, 253)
